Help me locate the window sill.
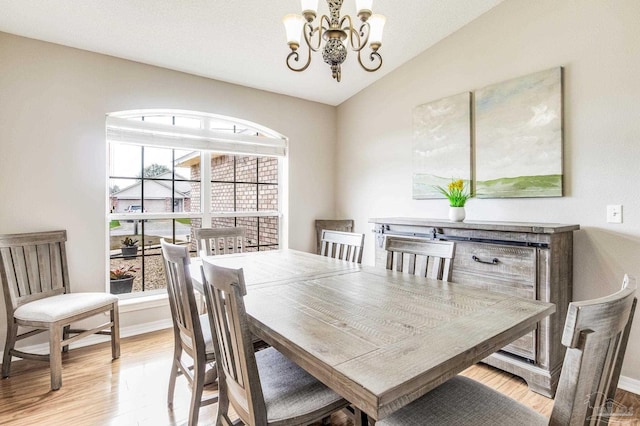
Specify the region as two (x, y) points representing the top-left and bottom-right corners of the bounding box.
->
(117, 291), (169, 313)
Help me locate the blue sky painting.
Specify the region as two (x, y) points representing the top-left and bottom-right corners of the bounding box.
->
(475, 67), (563, 198)
(412, 92), (471, 199)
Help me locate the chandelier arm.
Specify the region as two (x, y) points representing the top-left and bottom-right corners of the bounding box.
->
(357, 49), (383, 72)
(319, 14), (332, 35)
(352, 21), (371, 52)
(341, 15), (364, 51)
(304, 21), (323, 52)
(286, 43), (313, 72)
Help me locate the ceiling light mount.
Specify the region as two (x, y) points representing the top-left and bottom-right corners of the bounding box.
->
(283, 0), (386, 82)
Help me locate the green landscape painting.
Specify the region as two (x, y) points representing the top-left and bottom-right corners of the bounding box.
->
(412, 92), (471, 199)
(475, 67), (563, 198)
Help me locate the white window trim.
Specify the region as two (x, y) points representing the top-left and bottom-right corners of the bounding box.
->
(106, 114), (287, 157)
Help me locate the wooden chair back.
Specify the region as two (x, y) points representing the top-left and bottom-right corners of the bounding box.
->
(315, 219), (354, 254)
(194, 227), (245, 257)
(320, 230), (365, 264)
(0, 230), (70, 311)
(200, 261), (267, 424)
(160, 239), (206, 363)
(550, 275), (637, 425)
(384, 237), (455, 281)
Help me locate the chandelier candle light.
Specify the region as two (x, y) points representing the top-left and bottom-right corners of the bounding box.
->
(283, 0), (386, 82)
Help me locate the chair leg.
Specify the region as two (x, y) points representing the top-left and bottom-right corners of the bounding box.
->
(216, 377), (232, 426)
(111, 303), (121, 359)
(49, 326), (62, 391)
(2, 322), (18, 378)
(167, 349), (181, 408)
(189, 359), (206, 426)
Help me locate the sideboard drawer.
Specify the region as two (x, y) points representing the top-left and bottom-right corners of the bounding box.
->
(451, 241), (537, 360)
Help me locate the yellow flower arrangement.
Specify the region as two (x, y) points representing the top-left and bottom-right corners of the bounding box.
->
(434, 179), (470, 207)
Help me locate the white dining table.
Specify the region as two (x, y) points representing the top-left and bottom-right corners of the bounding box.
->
(190, 249), (555, 421)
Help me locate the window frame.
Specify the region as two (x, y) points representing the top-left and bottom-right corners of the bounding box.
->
(106, 110), (288, 298)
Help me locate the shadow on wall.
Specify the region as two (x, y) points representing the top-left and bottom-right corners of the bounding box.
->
(574, 227), (640, 301)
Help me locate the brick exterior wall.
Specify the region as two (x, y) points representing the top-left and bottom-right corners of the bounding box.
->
(189, 154), (279, 250)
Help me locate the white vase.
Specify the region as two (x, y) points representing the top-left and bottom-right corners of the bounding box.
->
(448, 206), (465, 222)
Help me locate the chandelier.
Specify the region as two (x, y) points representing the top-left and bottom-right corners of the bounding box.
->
(283, 0), (386, 82)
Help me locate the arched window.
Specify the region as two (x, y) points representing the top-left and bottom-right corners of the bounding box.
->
(106, 109), (287, 296)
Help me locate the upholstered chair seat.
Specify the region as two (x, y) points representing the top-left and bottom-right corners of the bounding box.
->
(256, 347), (347, 423)
(377, 376), (547, 426)
(14, 293), (118, 323)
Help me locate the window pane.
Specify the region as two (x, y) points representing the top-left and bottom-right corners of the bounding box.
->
(211, 155), (234, 181)
(209, 118), (237, 132)
(211, 183), (234, 212)
(143, 115), (173, 125)
(258, 157), (278, 184)
(174, 150), (198, 181)
(237, 217), (258, 247)
(142, 180), (195, 213)
(110, 144), (141, 178)
(143, 146), (173, 177)
(110, 178), (140, 213)
(142, 219), (191, 247)
(236, 156), (257, 183)
(109, 256), (142, 293)
(210, 217), (236, 228)
(259, 185), (278, 211)
(174, 116), (202, 129)
(142, 249), (165, 292)
(236, 184), (257, 212)
(259, 216), (279, 247)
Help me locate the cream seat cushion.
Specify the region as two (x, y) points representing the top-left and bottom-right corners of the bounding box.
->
(14, 293), (118, 323)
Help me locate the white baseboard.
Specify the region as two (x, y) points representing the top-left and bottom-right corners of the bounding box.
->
(618, 375), (640, 395)
(5, 318), (173, 357)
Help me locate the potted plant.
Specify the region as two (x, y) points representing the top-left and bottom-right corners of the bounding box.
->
(120, 236), (139, 258)
(434, 179), (470, 222)
(109, 264), (138, 294)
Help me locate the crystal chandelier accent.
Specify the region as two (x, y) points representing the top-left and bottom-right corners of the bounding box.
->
(283, 0), (386, 82)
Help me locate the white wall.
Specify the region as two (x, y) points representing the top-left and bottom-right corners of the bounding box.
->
(336, 0), (640, 381)
(0, 32), (336, 335)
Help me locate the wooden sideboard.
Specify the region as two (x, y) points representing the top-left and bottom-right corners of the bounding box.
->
(369, 217), (580, 397)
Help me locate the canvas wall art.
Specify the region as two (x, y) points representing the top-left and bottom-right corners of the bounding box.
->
(412, 92), (471, 199)
(475, 67), (563, 198)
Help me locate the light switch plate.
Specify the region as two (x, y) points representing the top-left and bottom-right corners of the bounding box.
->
(607, 205), (622, 223)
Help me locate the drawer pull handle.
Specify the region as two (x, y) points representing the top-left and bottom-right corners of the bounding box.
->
(472, 255), (499, 265)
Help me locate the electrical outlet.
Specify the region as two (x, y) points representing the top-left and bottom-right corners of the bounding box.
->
(607, 205), (622, 223)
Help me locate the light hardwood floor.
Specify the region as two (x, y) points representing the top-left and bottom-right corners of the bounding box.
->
(1, 329), (639, 425)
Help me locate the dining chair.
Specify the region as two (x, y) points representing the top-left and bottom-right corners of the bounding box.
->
(160, 239), (217, 426)
(320, 229), (365, 264)
(200, 260), (350, 426)
(194, 227), (246, 257)
(384, 237), (455, 281)
(376, 275), (637, 426)
(315, 219), (354, 254)
(0, 230), (120, 391)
